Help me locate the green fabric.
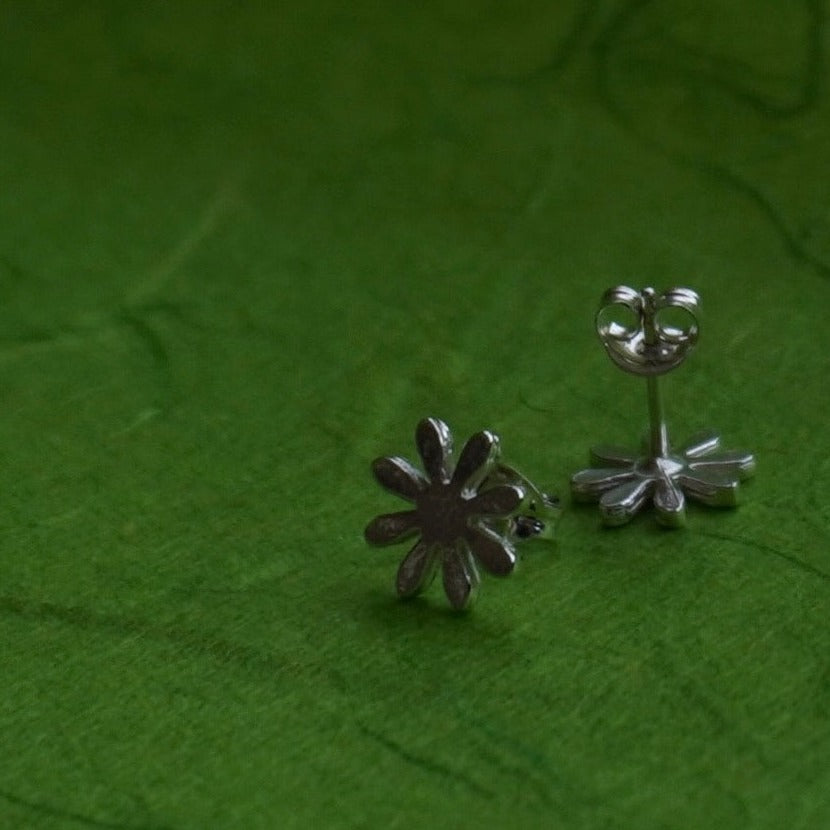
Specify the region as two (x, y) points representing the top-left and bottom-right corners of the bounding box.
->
(1, 2), (828, 828)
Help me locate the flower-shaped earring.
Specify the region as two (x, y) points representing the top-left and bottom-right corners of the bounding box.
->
(571, 286), (756, 527)
(365, 417), (560, 610)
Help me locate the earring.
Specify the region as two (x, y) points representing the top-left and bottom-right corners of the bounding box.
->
(571, 286), (755, 527)
(365, 417), (560, 610)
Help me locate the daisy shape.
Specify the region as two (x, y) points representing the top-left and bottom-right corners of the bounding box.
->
(365, 417), (529, 610)
(571, 431), (756, 527)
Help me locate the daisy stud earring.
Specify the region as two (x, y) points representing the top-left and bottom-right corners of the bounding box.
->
(365, 417), (560, 610)
(571, 286), (756, 527)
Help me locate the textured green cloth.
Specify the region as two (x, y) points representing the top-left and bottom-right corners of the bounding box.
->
(1, 2), (828, 828)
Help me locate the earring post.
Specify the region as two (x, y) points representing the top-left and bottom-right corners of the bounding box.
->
(640, 287), (669, 459)
(646, 374), (669, 458)
(573, 284), (754, 526)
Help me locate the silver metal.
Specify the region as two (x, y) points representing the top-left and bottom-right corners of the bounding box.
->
(366, 417), (560, 610)
(572, 286), (755, 527)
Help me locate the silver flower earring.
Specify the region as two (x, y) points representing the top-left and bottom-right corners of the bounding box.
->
(365, 417), (560, 610)
(571, 286), (755, 527)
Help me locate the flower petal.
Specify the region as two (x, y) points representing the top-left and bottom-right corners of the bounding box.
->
(364, 511), (419, 546)
(468, 484), (523, 517)
(679, 431), (721, 459)
(677, 470), (739, 507)
(599, 477), (654, 526)
(467, 525), (517, 576)
(688, 451), (756, 480)
(452, 430), (499, 490)
(589, 445), (639, 468)
(442, 542), (479, 610)
(415, 417), (452, 483)
(571, 468), (637, 501)
(653, 474), (686, 528)
(396, 540), (438, 598)
(371, 456), (428, 501)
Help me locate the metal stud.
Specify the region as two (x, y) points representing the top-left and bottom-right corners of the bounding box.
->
(366, 417), (560, 610)
(571, 286), (755, 527)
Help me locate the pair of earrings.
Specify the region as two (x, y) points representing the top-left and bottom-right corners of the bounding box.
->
(365, 286), (756, 609)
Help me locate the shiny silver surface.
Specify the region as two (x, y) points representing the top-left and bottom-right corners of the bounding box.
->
(572, 286), (755, 527)
(366, 417), (559, 609)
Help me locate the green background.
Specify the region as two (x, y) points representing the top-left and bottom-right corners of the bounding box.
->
(1, 2), (829, 828)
